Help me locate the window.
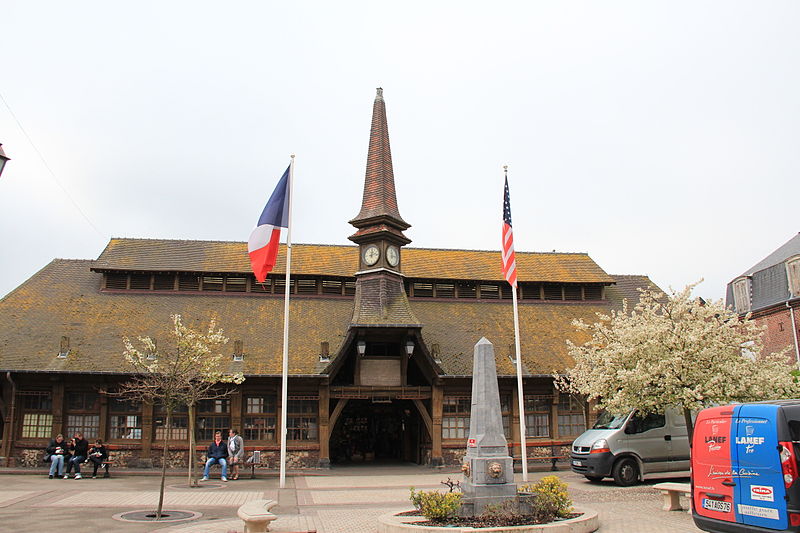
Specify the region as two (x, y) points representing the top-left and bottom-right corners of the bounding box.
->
(626, 412), (665, 434)
(788, 258), (800, 297)
(456, 282), (476, 299)
(154, 404), (188, 440)
(564, 285), (582, 301)
(520, 283), (540, 300)
(322, 280), (343, 295)
(435, 283), (455, 298)
(244, 395), (276, 441)
(442, 396), (471, 440)
(130, 273), (151, 290)
(584, 285), (602, 300)
(109, 398), (142, 439)
(153, 274), (175, 291)
(412, 282), (434, 298)
(65, 392), (100, 440)
(543, 285), (562, 300)
(286, 398), (318, 441)
(479, 284), (500, 299)
(733, 277), (751, 313)
(500, 395), (512, 439)
(197, 399), (231, 441)
(105, 273), (128, 290)
(19, 391), (53, 438)
(557, 394), (586, 437)
(226, 276), (247, 292)
(524, 396), (551, 438)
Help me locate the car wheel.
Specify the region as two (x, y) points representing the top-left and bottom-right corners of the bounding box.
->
(584, 475), (604, 483)
(612, 457), (639, 486)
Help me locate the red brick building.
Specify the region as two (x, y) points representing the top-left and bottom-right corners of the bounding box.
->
(727, 233), (800, 365)
(0, 89), (658, 470)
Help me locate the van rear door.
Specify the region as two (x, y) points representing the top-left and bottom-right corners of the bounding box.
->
(733, 404), (788, 530)
(692, 405), (737, 523)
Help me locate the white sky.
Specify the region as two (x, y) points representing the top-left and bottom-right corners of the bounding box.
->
(1, 1), (798, 302)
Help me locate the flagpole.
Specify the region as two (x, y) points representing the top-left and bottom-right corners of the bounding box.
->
(279, 154), (294, 489)
(512, 286), (528, 482)
(504, 165), (528, 483)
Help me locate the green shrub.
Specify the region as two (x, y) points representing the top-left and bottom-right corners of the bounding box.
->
(409, 487), (462, 521)
(519, 475), (573, 521)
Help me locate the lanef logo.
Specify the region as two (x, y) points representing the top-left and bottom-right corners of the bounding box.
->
(746, 425), (755, 437)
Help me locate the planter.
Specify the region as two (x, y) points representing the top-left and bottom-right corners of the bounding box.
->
(377, 507), (599, 533)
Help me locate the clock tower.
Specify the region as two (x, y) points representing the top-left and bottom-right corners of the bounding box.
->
(348, 88), (420, 327)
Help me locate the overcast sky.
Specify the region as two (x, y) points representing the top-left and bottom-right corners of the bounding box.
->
(1, 1), (798, 302)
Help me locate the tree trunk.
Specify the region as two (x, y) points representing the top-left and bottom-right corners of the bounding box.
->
(156, 410), (171, 520)
(188, 403), (197, 487)
(683, 407), (694, 449)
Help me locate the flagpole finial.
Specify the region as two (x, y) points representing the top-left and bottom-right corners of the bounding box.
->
(290, 154), (295, 159)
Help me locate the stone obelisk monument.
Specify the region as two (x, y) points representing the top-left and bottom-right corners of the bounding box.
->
(460, 337), (517, 516)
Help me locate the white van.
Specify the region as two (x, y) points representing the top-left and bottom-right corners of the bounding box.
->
(569, 408), (691, 486)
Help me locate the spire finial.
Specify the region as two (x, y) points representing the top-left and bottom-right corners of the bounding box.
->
(376, 87), (383, 99)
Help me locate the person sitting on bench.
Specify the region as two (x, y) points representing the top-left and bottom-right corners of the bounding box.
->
(88, 439), (109, 478)
(201, 431), (229, 482)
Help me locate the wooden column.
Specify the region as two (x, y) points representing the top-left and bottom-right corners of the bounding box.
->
(431, 382), (443, 466)
(230, 388), (243, 433)
(318, 385), (330, 467)
(1, 373), (16, 462)
(52, 380), (65, 436)
(140, 401), (154, 459)
(98, 391), (108, 442)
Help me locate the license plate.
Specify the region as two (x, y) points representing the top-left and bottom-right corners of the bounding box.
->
(702, 498), (731, 513)
(572, 460), (582, 466)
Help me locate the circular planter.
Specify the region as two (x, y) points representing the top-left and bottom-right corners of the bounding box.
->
(377, 507), (598, 533)
(112, 510), (202, 523)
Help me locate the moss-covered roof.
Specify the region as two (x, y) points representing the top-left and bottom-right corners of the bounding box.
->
(93, 239), (615, 284)
(0, 252), (654, 376)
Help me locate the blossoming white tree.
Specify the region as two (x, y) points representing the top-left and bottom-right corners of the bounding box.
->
(556, 283), (796, 442)
(119, 314), (244, 519)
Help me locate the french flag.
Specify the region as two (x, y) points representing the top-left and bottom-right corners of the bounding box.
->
(248, 166), (291, 283)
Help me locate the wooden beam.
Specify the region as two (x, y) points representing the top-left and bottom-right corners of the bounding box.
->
(412, 399), (433, 440)
(328, 398), (349, 431)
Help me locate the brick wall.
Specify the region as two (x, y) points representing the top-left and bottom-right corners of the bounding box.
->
(754, 307), (799, 363)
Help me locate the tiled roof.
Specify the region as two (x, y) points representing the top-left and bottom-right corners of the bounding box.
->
(736, 232), (800, 279)
(0, 260), (657, 376)
(93, 239), (615, 284)
(349, 88), (409, 230)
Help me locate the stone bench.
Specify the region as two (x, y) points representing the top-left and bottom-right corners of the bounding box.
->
(653, 482), (692, 512)
(238, 499), (278, 533)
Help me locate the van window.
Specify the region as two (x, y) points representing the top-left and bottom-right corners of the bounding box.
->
(626, 412), (665, 434)
(592, 410), (628, 430)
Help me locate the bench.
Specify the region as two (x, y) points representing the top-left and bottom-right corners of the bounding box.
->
(238, 499), (278, 533)
(653, 482), (692, 512)
(530, 455), (566, 471)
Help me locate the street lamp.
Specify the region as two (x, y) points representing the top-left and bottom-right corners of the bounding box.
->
(405, 339), (415, 357)
(0, 144), (9, 179)
(356, 340), (366, 357)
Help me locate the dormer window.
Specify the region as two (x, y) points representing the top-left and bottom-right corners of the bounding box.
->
(58, 336), (70, 358)
(787, 257), (800, 297)
(733, 277), (751, 313)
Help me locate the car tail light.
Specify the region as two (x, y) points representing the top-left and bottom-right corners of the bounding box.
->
(790, 512), (800, 526)
(779, 441), (798, 488)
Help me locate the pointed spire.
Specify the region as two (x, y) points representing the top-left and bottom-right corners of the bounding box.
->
(349, 88), (410, 233)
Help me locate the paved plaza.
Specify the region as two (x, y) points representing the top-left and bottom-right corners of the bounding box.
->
(0, 465), (702, 533)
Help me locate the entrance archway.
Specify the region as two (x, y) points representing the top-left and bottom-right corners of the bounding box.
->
(329, 399), (424, 464)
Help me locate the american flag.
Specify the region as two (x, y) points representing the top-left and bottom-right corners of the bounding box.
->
(501, 175), (517, 287)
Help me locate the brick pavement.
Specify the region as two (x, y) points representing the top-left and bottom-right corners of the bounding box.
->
(0, 466), (703, 532)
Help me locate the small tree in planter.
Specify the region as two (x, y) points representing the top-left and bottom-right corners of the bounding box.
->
(118, 314), (244, 519)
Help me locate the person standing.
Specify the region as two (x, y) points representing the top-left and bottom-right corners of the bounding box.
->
(65, 432), (88, 479)
(201, 431), (228, 482)
(227, 429), (244, 480)
(45, 434), (68, 479)
(87, 439), (109, 478)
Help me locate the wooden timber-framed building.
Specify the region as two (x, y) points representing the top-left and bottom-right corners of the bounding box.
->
(0, 89), (658, 470)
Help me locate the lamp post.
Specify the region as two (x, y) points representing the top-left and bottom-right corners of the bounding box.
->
(0, 144), (9, 179)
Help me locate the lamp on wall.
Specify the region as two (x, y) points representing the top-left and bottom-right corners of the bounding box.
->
(0, 144), (9, 179)
(405, 339), (415, 357)
(356, 340), (366, 357)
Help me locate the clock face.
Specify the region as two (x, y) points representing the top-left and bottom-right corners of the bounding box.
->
(386, 245), (399, 267)
(363, 245), (380, 266)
